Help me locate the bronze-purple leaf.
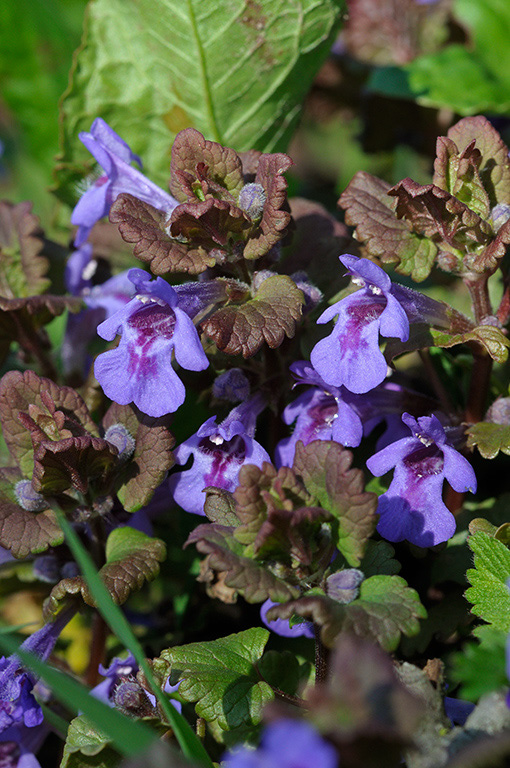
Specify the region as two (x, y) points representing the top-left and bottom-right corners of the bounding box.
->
(186, 523), (300, 604)
(169, 128), (244, 203)
(102, 403), (175, 512)
(110, 193), (215, 275)
(0, 467), (63, 558)
(168, 198), (251, 247)
(0, 370), (98, 476)
(202, 274), (303, 357)
(293, 440), (377, 566)
(339, 171), (437, 282)
(31, 435), (119, 495)
(243, 153), (293, 260)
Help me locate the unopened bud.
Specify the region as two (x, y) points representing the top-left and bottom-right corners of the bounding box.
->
(213, 369), (251, 402)
(238, 183), (266, 220)
(14, 480), (46, 512)
(105, 423), (136, 460)
(326, 569), (364, 604)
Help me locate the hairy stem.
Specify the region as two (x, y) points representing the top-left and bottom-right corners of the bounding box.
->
(465, 274), (492, 325)
(314, 625), (329, 684)
(273, 689), (307, 708)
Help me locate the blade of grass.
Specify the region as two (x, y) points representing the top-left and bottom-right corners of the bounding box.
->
(0, 630), (156, 758)
(39, 701), (70, 739)
(57, 512), (213, 768)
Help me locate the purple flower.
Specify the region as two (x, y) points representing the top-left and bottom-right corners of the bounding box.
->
(275, 361), (416, 467)
(366, 413), (477, 547)
(94, 269), (209, 417)
(169, 395), (270, 515)
(310, 255), (409, 394)
(62, 244), (135, 376)
(0, 609), (74, 734)
(260, 600), (314, 639)
(0, 723), (47, 768)
(71, 118), (178, 246)
(223, 719), (337, 768)
(91, 653), (181, 714)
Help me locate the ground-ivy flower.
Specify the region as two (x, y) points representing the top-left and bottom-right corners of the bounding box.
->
(0, 608), (74, 734)
(276, 361), (416, 467)
(94, 268), (209, 417)
(310, 255), (409, 394)
(0, 723), (47, 768)
(366, 413), (477, 547)
(92, 653), (181, 713)
(223, 718), (337, 768)
(169, 395), (269, 515)
(260, 599), (314, 639)
(71, 118), (178, 246)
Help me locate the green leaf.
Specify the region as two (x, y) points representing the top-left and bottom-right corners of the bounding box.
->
(61, 715), (117, 761)
(45, 527), (166, 616)
(359, 540), (401, 577)
(429, 325), (510, 363)
(467, 422), (510, 459)
(402, 0), (510, 115)
(292, 441), (378, 566)
(466, 531), (510, 631)
(56, 0), (345, 201)
(338, 171), (438, 282)
(157, 628), (273, 730)
(55, 513), (214, 768)
(0, 201), (50, 298)
(450, 626), (508, 701)
(202, 275), (303, 358)
(269, 575), (426, 651)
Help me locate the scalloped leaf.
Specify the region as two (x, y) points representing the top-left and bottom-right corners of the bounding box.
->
(243, 153), (293, 260)
(169, 128), (244, 202)
(465, 531), (510, 631)
(466, 422), (510, 459)
(202, 274), (303, 357)
(31, 436), (119, 495)
(0, 467), (63, 558)
(429, 325), (510, 363)
(433, 136), (490, 219)
(156, 628), (272, 730)
(186, 523), (300, 604)
(109, 195), (215, 275)
(292, 440), (377, 566)
(446, 116), (510, 208)
(55, 0), (344, 201)
(44, 528), (166, 617)
(338, 171), (437, 282)
(102, 403), (175, 512)
(0, 370), (98, 476)
(268, 575), (426, 650)
(0, 200), (50, 299)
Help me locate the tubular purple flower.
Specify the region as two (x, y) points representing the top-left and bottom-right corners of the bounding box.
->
(223, 718), (338, 768)
(310, 255), (410, 394)
(0, 608), (74, 735)
(275, 361), (417, 467)
(260, 599), (314, 639)
(91, 653), (181, 713)
(94, 269), (209, 417)
(169, 395), (270, 515)
(71, 118), (178, 246)
(366, 413), (477, 547)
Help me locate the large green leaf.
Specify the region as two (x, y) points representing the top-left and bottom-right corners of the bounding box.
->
(156, 628), (273, 730)
(466, 531), (510, 631)
(56, 0), (345, 201)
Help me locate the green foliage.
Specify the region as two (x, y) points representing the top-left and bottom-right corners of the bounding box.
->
(467, 422), (510, 459)
(157, 628), (274, 730)
(466, 531), (510, 631)
(450, 626), (508, 702)
(56, 0), (345, 202)
(60, 716), (120, 768)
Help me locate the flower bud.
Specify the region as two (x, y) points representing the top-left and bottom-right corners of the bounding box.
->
(213, 369), (251, 402)
(326, 568), (364, 604)
(105, 423), (136, 460)
(14, 480), (46, 512)
(238, 183), (266, 220)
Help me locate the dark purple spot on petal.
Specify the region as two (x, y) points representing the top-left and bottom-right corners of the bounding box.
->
(200, 435), (246, 487)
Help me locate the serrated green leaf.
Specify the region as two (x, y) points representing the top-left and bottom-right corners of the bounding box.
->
(429, 325), (510, 363)
(466, 531), (510, 631)
(63, 715), (113, 758)
(450, 626), (508, 702)
(56, 0), (345, 201)
(158, 628), (272, 730)
(467, 422), (510, 459)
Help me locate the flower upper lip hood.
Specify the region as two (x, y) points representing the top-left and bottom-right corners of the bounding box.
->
(94, 268), (209, 417)
(366, 412), (477, 547)
(71, 118), (178, 247)
(310, 255), (410, 395)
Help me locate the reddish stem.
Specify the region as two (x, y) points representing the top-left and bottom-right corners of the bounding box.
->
(85, 613), (108, 688)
